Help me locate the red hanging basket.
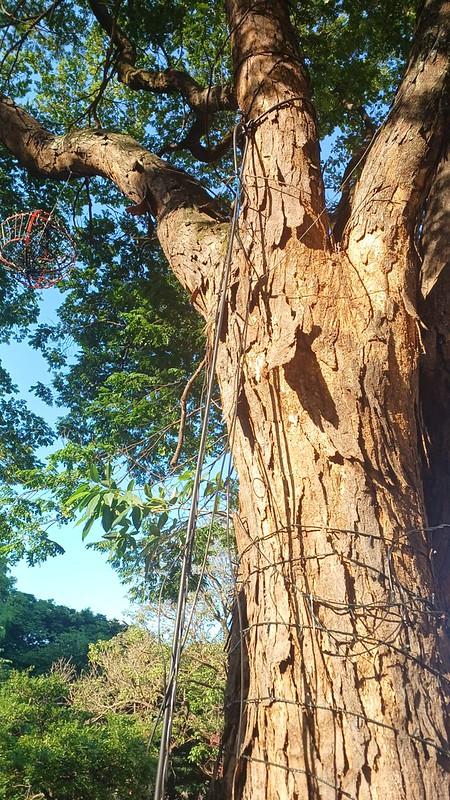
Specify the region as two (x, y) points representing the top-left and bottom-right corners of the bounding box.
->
(0, 209), (76, 289)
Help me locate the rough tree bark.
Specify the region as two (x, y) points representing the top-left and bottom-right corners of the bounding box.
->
(217, 2), (450, 798)
(0, 0), (449, 798)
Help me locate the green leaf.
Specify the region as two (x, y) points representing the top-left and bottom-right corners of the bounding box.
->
(148, 523), (160, 537)
(124, 492), (142, 507)
(65, 484), (92, 507)
(131, 506), (142, 530)
(89, 463), (100, 482)
(102, 491), (115, 507)
(146, 497), (167, 511)
(102, 505), (114, 532)
(111, 507), (131, 529)
(157, 512), (168, 530)
(204, 480), (215, 497)
(82, 516), (95, 540)
(76, 491), (97, 511)
(86, 493), (102, 519)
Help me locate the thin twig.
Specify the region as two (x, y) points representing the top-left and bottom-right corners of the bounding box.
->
(170, 356), (206, 468)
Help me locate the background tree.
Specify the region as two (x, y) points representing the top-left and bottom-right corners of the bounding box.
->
(0, 1), (449, 799)
(0, 621), (225, 800)
(0, 565), (125, 673)
(72, 625), (226, 798)
(0, 669), (153, 800)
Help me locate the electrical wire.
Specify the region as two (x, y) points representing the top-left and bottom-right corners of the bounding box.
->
(152, 122), (249, 800)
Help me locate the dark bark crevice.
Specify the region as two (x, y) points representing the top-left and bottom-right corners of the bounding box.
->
(284, 328), (339, 430)
(419, 142), (450, 610)
(419, 143), (450, 299)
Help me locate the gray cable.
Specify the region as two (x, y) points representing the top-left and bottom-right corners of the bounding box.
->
(153, 122), (249, 800)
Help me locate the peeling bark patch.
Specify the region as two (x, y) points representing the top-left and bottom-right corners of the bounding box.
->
(284, 327), (339, 429)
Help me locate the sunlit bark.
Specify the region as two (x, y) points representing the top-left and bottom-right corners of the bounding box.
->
(0, 1), (449, 797)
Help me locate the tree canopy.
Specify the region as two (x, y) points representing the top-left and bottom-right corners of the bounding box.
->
(0, 621), (226, 800)
(0, 0), (422, 562)
(0, 2), (449, 799)
(0, 668), (153, 800)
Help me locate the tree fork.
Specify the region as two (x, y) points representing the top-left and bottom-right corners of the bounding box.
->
(0, 0), (449, 797)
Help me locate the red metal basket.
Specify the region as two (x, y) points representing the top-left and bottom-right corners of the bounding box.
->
(0, 209), (76, 288)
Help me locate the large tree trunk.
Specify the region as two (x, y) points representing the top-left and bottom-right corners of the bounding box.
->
(219, 240), (450, 798)
(215, 1), (450, 798)
(420, 144), (450, 609)
(0, 1), (449, 798)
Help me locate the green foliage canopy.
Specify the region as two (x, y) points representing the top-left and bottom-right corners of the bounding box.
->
(0, 0), (421, 565)
(0, 621), (225, 800)
(0, 669), (153, 800)
(74, 625), (226, 797)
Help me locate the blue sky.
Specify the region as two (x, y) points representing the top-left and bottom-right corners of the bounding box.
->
(0, 287), (132, 621)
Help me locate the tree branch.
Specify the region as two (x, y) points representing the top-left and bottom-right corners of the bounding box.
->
(170, 356), (206, 468)
(226, 0), (311, 119)
(87, 0), (236, 114)
(331, 107), (376, 243)
(0, 95), (222, 218)
(159, 115), (234, 163)
(225, 0), (328, 246)
(0, 0), (63, 83)
(347, 0), (449, 252)
(0, 95), (228, 312)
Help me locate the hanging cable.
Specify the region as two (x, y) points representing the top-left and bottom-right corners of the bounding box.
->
(152, 122), (249, 800)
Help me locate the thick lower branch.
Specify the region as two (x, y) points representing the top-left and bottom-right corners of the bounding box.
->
(348, 0), (449, 252)
(0, 96), (220, 218)
(0, 95), (228, 310)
